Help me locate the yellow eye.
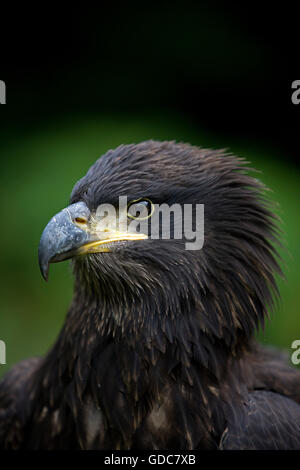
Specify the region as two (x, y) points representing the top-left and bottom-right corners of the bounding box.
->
(127, 198), (154, 220)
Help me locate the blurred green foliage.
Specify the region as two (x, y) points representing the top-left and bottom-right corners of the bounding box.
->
(0, 112), (299, 377)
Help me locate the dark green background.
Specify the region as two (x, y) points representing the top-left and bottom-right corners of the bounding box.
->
(0, 5), (299, 377)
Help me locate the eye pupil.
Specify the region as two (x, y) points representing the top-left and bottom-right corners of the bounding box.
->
(138, 201), (150, 213)
(127, 199), (154, 220)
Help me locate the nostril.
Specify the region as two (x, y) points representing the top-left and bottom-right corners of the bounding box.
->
(74, 217), (87, 225)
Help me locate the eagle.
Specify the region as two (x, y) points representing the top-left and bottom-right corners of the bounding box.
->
(0, 140), (299, 450)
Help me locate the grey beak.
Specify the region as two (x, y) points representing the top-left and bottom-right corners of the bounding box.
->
(38, 202), (92, 281)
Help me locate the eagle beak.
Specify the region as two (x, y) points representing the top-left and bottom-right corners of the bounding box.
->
(38, 201), (147, 281)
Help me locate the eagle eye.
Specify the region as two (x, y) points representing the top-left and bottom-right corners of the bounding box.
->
(127, 198), (154, 220)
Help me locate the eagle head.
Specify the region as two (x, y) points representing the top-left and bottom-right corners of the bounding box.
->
(38, 140), (281, 348)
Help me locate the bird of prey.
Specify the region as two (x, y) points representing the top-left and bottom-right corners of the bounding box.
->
(0, 140), (299, 450)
